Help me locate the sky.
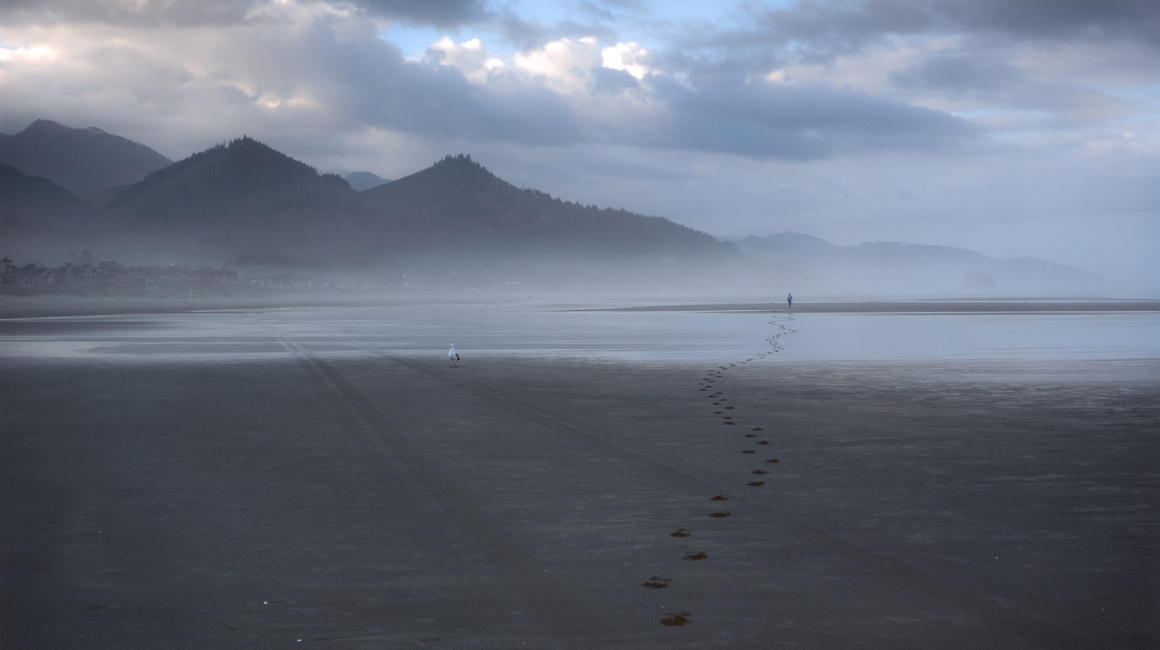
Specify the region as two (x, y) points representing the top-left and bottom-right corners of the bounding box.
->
(1, 0), (1157, 292)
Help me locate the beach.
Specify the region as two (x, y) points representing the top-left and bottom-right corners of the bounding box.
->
(2, 299), (1157, 648)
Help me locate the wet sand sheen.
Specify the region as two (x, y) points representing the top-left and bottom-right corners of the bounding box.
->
(1, 303), (1157, 648)
(596, 299), (1160, 313)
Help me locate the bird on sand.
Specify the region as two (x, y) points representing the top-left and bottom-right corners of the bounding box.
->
(448, 343), (461, 366)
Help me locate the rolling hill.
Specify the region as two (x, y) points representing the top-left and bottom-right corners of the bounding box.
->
(737, 233), (1103, 296)
(359, 154), (735, 260)
(0, 119), (172, 197)
(0, 163), (93, 229)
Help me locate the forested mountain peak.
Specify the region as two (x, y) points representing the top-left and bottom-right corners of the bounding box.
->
(0, 119), (172, 196)
(366, 153), (513, 203)
(102, 136), (352, 224)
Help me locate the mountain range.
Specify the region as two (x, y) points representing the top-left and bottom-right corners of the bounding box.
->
(0, 119), (1102, 295)
(0, 119), (172, 197)
(735, 233), (1102, 296)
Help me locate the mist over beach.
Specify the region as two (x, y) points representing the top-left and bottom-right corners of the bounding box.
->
(3, 0), (1159, 647)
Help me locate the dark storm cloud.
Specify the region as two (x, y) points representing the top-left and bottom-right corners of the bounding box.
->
(351, 0), (490, 27)
(372, 64), (585, 145)
(931, 0), (1160, 45)
(648, 75), (976, 160)
(714, 0), (1160, 63)
(0, 0), (494, 28)
(496, 13), (618, 51)
(0, 0), (259, 27)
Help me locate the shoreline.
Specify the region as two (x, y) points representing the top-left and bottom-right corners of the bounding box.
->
(0, 294), (416, 319)
(594, 299), (1160, 314)
(3, 293), (1158, 320)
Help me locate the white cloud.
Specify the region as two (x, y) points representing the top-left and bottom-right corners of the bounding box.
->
(512, 36), (601, 93)
(425, 36), (503, 83)
(600, 41), (651, 80)
(0, 42), (59, 62)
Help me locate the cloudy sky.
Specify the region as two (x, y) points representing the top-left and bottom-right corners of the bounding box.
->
(2, 0), (1157, 291)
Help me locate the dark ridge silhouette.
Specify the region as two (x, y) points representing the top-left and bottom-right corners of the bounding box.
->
(0, 163), (92, 228)
(60, 142), (737, 285)
(361, 154), (736, 260)
(104, 136), (353, 219)
(0, 119), (172, 196)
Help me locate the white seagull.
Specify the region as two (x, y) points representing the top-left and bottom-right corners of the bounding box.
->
(448, 343), (461, 366)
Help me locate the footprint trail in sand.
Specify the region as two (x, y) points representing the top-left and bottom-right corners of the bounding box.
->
(640, 312), (797, 627)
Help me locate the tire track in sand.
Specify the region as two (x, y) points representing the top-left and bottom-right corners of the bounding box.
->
(276, 333), (581, 647)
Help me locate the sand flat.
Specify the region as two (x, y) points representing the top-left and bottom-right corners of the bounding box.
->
(2, 302), (1157, 648)
(599, 299), (1160, 313)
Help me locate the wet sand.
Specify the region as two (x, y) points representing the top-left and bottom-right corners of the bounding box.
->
(0, 294), (380, 320)
(602, 299), (1160, 313)
(3, 295), (1158, 320)
(2, 304), (1157, 648)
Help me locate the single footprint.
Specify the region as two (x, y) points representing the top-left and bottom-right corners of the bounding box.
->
(747, 481), (765, 486)
(753, 469), (769, 475)
(742, 449), (755, 454)
(766, 458), (781, 463)
(641, 577), (670, 589)
(708, 511), (731, 518)
(670, 529), (692, 538)
(661, 611), (691, 626)
(710, 494), (729, 501)
(684, 551), (708, 560)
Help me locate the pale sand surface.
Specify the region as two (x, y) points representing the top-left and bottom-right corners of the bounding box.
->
(1, 304), (1157, 648)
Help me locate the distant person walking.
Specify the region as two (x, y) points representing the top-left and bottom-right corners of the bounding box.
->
(786, 292), (793, 308)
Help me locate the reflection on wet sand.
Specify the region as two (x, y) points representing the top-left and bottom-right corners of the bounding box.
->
(1, 299), (1157, 647)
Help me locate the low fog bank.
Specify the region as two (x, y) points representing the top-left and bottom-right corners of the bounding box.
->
(3, 232), (1140, 305)
(1, 243), (745, 304)
(733, 234), (1137, 300)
